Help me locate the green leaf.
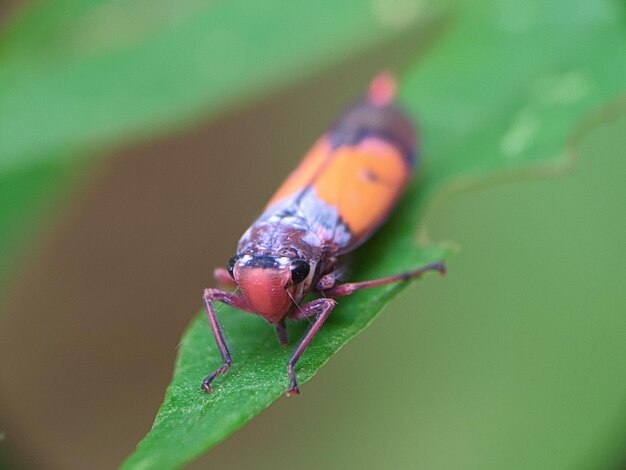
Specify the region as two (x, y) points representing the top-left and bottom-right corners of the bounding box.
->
(122, 0), (626, 468)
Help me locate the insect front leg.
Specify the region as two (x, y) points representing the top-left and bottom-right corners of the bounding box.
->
(201, 288), (253, 393)
(286, 298), (337, 396)
(324, 262), (445, 298)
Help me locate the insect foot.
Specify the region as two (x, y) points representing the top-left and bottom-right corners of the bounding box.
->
(286, 364), (300, 396)
(200, 360), (232, 393)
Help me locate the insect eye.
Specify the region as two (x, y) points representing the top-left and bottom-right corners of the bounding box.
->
(227, 255), (239, 279)
(290, 259), (310, 284)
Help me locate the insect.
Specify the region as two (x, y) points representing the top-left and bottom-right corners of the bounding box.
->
(202, 73), (445, 396)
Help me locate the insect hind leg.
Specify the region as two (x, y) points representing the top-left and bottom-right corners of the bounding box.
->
(324, 262), (445, 298)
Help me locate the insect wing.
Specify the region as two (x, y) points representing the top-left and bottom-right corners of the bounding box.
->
(307, 137), (410, 253)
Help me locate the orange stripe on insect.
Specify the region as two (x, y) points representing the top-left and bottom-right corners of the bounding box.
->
(312, 137), (410, 242)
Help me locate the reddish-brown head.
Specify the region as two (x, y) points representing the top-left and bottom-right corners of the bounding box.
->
(228, 254), (312, 324)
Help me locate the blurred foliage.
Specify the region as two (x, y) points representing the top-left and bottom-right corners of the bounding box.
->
(0, 158), (75, 291)
(0, 0), (624, 468)
(0, 0), (438, 170)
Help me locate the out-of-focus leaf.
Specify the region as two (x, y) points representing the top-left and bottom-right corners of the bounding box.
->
(0, 160), (77, 300)
(0, 0), (436, 172)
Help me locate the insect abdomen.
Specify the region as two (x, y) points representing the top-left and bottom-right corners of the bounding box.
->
(327, 97), (416, 168)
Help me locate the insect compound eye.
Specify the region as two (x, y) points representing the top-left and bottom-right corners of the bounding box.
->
(226, 255), (239, 279)
(290, 259), (310, 284)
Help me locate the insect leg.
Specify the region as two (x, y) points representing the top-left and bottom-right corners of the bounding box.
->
(286, 298), (337, 395)
(324, 262), (445, 298)
(315, 272), (336, 291)
(275, 319), (289, 346)
(213, 267), (237, 288)
(201, 288), (253, 393)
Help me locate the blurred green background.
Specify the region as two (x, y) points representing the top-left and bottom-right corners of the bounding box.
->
(1, 0), (625, 468)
